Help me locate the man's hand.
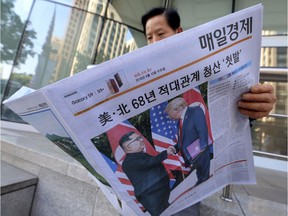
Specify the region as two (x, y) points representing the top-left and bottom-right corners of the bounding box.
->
(167, 146), (176, 155)
(238, 83), (277, 119)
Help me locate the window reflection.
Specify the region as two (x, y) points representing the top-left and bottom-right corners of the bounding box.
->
(270, 82), (288, 115)
(252, 116), (287, 156)
(95, 19), (138, 64)
(1, 0), (139, 123)
(261, 47), (288, 68)
(55, 0), (108, 16)
(0, 0), (35, 101)
(236, 0), (287, 35)
(251, 81), (287, 157)
(275, 87), (288, 115)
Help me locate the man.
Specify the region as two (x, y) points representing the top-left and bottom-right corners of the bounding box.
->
(165, 97), (210, 185)
(141, 7), (277, 216)
(119, 131), (175, 216)
(141, 7), (276, 120)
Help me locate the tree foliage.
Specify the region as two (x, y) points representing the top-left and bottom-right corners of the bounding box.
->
(10, 72), (33, 87)
(73, 51), (92, 74)
(1, 0), (37, 66)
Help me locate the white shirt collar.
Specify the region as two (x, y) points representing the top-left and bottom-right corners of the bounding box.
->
(180, 106), (187, 121)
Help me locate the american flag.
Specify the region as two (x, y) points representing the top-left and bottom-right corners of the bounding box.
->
(150, 102), (191, 174)
(150, 87), (214, 175)
(183, 87), (214, 145)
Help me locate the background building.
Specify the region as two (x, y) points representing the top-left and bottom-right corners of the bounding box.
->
(1, 0), (287, 166)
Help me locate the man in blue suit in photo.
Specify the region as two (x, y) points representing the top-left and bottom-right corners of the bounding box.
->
(165, 97), (211, 185)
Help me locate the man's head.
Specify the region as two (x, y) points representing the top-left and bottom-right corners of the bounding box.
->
(119, 131), (145, 153)
(141, 7), (183, 44)
(165, 97), (187, 120)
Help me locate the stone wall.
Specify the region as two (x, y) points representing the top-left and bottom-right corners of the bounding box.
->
(1, 128), (119, 216)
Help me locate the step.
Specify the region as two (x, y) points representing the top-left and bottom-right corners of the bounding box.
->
(1, 161), (38, 216)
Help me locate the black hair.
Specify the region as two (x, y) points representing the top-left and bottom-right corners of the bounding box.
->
(119, 131), (135, 148)
(141, 7), (181, 34)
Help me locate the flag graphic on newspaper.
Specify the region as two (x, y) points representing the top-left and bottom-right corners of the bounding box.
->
(150, 102), (190, 174)
(150, 87), (213, 175)
(183, 87), (213, 145)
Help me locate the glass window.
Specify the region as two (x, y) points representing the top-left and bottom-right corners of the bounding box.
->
(251, 79), (288, 157)
(129, 28), (147, 48)
(1, 0), (141, 123)
(95, 19), (138, 64)
(56, 0), (108, 16)
(110, 0), (164, 30)
(263, 82), (287, 116)
(1, 0), (34, 101)
(261, 47), (288, 68)
(172, 0), (232, 30)
(235, 0), (287, 35)
(3, 0), (104, 92)
(252, 116), (287, 156)
(236, 0), (288, 158)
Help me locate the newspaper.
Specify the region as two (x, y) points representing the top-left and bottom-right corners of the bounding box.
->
(3, 4), (262, 216)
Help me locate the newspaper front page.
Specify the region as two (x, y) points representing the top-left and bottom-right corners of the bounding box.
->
(4, 4), (262, 216)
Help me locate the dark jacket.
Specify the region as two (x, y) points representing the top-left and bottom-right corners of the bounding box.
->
(122, 151), (169, 199)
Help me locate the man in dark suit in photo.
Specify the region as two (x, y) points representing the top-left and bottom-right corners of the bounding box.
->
(165, 97), (211, 185)
(119, 131), (175, 216)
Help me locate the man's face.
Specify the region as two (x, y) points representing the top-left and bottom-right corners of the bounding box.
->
(123, 133), (145, 153)
(145, 14), (178, 44)
(168, 107), (182, 120)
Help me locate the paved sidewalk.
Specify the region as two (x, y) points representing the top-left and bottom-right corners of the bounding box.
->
(173, 166), (287, 216)
(200, 166), (287, 216)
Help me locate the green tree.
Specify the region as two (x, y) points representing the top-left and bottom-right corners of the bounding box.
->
(1, 0), (37, 66)
(73, 51), (92, 73)
(10, 73), (33, 87)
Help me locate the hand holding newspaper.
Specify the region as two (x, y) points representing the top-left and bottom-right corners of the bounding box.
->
(4, 5), (263, 216)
